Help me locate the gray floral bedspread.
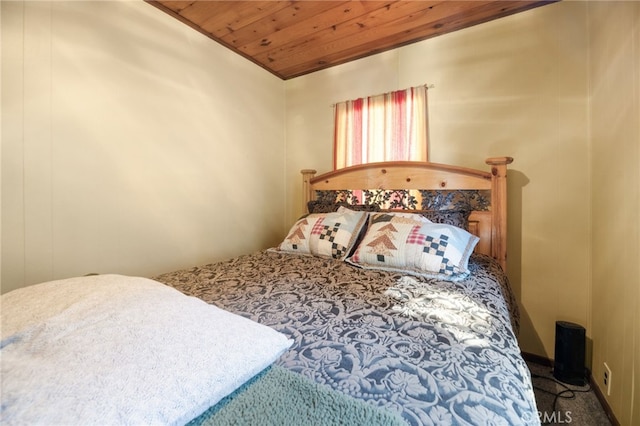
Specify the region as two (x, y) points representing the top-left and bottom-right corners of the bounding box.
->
(154, 251), (539, 426)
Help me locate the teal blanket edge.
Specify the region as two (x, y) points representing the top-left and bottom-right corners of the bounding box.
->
(187, 365), (407, 426)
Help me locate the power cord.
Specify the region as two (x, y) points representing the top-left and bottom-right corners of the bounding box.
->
(531, 371), (592, 425)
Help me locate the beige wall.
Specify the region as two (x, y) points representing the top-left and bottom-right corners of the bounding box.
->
(589, 2), (640, 424)
(1, 1), (286, 294)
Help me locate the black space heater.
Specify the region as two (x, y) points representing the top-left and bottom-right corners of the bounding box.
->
(553, 321), (586, 386)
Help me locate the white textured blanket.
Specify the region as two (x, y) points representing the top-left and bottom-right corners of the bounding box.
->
(1, 274), (292, 425)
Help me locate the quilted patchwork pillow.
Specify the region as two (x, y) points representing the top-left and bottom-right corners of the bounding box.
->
(277, 207), (368, 261)
(346, 213), (479, 281)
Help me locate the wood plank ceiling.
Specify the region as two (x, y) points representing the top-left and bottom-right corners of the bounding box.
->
(147, 1), (557, 80)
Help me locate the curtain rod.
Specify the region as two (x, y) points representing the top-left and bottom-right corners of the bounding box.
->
(331, 84), (434, 107)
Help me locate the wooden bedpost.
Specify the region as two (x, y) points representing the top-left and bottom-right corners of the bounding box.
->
(301, 169), (317, 213)
(485, 157), (513, 272)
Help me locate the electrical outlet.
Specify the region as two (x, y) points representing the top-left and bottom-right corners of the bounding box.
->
(603, 362), (612, 396)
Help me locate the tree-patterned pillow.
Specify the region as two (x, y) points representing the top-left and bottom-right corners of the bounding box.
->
(347, 213), (479, 281)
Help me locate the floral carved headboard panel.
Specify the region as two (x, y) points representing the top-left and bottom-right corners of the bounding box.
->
(314, 189), (491, 211)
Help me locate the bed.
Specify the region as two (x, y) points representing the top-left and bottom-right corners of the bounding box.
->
(1, 157), (540, 425)
(155, 156), (540, 425)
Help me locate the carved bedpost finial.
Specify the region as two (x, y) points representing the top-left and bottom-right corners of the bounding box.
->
(485, 156), (514, 168)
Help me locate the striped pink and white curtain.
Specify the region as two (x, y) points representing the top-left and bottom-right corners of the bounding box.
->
(333, 85), (429, 169)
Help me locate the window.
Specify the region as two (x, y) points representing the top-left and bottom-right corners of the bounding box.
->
(333, 85), (430, 169)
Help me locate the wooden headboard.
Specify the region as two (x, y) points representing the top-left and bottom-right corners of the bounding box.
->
(301, 157), (513, 271)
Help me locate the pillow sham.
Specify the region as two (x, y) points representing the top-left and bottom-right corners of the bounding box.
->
(277, 206), (368, 261)
(347, 213), (479, 281)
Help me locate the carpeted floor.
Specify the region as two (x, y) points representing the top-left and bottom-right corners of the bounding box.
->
(527, 361), (612, 426)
